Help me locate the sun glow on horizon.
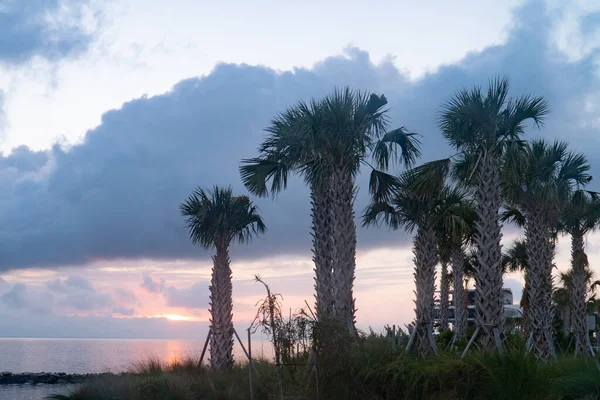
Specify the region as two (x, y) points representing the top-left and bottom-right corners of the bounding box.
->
(160, 314), (195, 321)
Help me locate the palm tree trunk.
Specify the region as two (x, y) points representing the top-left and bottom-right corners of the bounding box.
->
(332, 166), (357, 330)
(521, 281), (529, 339)
(473, 149), (504, 350)
(571, 231), (592, 356)
(524, 207), (556, 360)
(439, 263), (450, 332)
(451, 248), (467, 340)
(562, 306), (571, 337)
(311, 184), (335, 321)
(209, 245), (234, 372)
(412, 222), (438, 358)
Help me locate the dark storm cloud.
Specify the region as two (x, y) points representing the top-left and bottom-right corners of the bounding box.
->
(0, 1), (599, 270)
(0, 0), (98, 65)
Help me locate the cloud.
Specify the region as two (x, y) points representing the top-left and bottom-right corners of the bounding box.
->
(0, 313), (210, 340)
(0, 1), (599, 271)
(46, 276), (113, 311)
(1, 283), (27, 309)
(0, 90), (4, 139)
(112, 307), (135, 316)
(140, 275), (165, 293)
(114, 288), (137, 304)
(163, 282), (209, 309)
(60, 291), (113, 311)
(0, 0), (100, 65)
(47, 276), (95, 293)
(0, 282), (54, 313)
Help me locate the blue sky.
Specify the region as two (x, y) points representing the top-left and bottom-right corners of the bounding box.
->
(0, 0), (599, 339)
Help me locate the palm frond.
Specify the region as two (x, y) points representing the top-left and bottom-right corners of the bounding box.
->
(502, 239), (528, 273)
(180, 186), (266, 249)
(373, 128), (422, 170)
(368, 169), (400, 203)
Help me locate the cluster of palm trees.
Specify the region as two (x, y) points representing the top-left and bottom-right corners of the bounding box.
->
(180, 77), (600, 371)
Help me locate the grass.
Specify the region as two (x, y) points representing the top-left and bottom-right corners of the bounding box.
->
(49, 334), (600, 400)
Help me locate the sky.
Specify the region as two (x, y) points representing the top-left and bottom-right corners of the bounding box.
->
(0, 0), (599, 341)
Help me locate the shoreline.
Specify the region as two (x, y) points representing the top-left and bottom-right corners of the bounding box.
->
(0, 371), (127, 385)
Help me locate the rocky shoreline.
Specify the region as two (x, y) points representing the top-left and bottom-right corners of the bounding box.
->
(0, 371), (126, 385)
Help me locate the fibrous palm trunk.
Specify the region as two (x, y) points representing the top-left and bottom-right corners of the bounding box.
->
(473, 150), (504, 350)
(209, 245), (234, 372)
(524, 207), (556, 360)
(311, 184), (335, 321)
(412, 222), (438, 358)
(439, 263), (450, 332)
(521, 281), (529, 339)
(332, 166), (357, 330)
(561, 306), (571, 337)
(451, 248), (467, 340)
(571, 232), (594, 356)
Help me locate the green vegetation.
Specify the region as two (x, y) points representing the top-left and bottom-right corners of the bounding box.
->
(50, 333), (600, 400)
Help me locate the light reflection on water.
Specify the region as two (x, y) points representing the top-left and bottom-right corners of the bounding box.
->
(0, 337), (274, 399)
(0, 384), (77, 400)
(0, 337), (273, 374)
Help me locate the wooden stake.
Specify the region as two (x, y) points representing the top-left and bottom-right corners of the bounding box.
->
(392, 325), (396, 352)
(198, 328), (212, 367)
(493, 328), (504, 357)
(405, 327), (417, 352)
(232, 327), (260, 376)
(427, 326), (439, 355)
(248, 328), (254, 400)
(461, 326), (480, 359)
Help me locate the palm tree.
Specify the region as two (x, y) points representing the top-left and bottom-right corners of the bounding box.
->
(437, 203), (477, 340)
(180, 186), (266, 372)
(504, 139), (591, 359)
(439, 77), (549, 350)
(437, 248), (451, 332)
(364, 170), (471, 357)
(560, 190), (600, 356)
(241, 88), (421, 327)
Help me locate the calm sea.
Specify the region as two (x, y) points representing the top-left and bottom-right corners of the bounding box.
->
(0, 337), (269, 399)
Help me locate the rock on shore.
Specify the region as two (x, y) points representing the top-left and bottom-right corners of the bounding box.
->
(0, 371), (124, 385)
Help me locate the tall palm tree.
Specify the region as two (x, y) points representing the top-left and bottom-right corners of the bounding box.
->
(241, 88), (421, 327)
(437, 248), (451, 332)
(560, 190), (600, 356)
(438, 77), (549, 350)
(364, 170), (471, 357)
(180, 186), (266, 372)
(555, 270), (600, 344)
(504, 139), (591, 359)
(437, 202), (477, 340)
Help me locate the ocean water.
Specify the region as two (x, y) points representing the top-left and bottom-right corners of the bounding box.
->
(0, 337), (270, 399)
